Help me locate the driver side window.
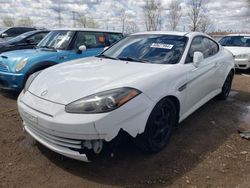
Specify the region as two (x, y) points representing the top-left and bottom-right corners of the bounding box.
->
(73, 31), (106, 50)
(186, 36), (219, 64)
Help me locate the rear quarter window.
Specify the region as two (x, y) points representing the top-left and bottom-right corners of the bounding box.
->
(106, 33), (123, 45)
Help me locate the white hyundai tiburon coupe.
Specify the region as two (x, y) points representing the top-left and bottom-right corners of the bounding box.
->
(18, 32), (235, 162)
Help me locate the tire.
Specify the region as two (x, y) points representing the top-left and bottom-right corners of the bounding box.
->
(217, 71), (233, 100)
(135, 98), (177, 153)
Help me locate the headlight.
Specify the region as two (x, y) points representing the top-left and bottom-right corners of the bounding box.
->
(16, 58), (28, 72)
(236, 54), (250, 59)
(23, 71), (41, 93)
(65, 87), (141, 114)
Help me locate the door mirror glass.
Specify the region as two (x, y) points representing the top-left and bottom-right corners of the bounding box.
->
(193, 51), (204, 67)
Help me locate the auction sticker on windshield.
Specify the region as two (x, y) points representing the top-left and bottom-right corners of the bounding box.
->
(150, 43), (174, 49)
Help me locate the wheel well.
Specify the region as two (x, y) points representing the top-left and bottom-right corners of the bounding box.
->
(167, 96), (180, 115)
(32, 65), (52, 72)
(230, 68), (235, 76)
(27, 63), (56, 77)
(160, 95), (180, 125)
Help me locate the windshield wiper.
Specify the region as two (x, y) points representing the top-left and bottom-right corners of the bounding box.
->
(96, 54), (118, 60)
(118, 57), (149, 63)
(39, 45), (57, 51)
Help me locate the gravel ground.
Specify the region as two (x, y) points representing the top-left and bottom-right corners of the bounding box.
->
(0, 70), (249, 188)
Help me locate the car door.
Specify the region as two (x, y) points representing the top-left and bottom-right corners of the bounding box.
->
(68, 31), (106, 60)
(182, 36), (219, 114)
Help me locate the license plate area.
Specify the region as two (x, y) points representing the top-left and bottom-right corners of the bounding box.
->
(23, 110), (38, 124)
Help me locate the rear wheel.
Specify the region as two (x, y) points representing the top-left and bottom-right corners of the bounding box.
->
(135, 98), (177, 153)
(217, 71), (233, 100)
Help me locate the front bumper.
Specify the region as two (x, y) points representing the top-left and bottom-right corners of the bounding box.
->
(234, 58), (250, 70)
(0, 71), (25, 91)
(18, 90), (153, 161)
(24, 122), (89, 162)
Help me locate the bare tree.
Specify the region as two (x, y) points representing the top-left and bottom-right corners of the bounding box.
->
(199, 14), (213, 33)
(86, 18), (99, 28)
(119, 8), (127, 34)
(18, 17), (33, 27)
(187, 0), (204, 31)
(143, 0), (163, 31)
(169, 0), (182, 31)
(77, 16), (99, 28)
(2, 16), (15, 27)
(125, 21), (139, 34)
(50, 3), (64, 27)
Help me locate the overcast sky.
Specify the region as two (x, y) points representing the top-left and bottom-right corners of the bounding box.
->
(0, 0), (249, 32)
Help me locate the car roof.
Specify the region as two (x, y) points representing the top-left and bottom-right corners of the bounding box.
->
(26, 30), (49, 35)
(131, 31), (211, 38)
(132, 31), (189, 36)
(226, 34), (250, 37)
(51, 28), (122, 34)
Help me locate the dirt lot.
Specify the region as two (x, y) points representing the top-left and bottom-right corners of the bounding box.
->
(0, 71), (250, 188)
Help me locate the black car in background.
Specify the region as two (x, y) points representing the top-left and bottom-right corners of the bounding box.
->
(0, 30), (49, 53)
(0, 27), (37, 41)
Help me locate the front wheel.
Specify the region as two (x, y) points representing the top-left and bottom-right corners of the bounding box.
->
(217, 71), (233, 100)
(135, 98), (177, 153)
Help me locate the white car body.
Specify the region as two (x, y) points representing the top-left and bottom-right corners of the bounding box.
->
(17, 32), (235, 162)
(221, 34), (250, 70)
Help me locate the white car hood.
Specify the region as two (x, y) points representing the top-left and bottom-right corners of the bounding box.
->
(29, 57), (172, 104)
(224, 46), (250, 56)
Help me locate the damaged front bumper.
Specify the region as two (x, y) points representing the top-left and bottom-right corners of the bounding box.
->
(17, 90), (153, 161)
(24, 122), (90, 162)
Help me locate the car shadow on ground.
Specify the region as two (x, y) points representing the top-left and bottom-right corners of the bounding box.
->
(37, 89), (250, 187)
(235, 69), (250, 76)
(0, 89), (19, 100)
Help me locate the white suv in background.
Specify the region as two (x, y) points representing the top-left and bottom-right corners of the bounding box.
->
(219, 34), (250, 70)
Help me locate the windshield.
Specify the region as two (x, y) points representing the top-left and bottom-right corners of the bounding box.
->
(101, 34), (188, 64)
(37, 30), (74, 50)
(219, 36), (250, 47)
(8, 31), (36, 43)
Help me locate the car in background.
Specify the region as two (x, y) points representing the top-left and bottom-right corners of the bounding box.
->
(219, 34), (250, 70)
(0, 28), (123, 91)
(17, 31), (235, 161)
(0, 30), (49, 53)
(0, 27), (37, 41)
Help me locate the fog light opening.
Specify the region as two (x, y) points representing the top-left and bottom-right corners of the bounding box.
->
(82, 140), (103, 154)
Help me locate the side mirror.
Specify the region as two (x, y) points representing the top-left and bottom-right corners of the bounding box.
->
(77, 45), (87, 54)
(26, 38), (35, 43)
(0, 33), (8, 38)
(193, 51), (204, 67)
(103, 46), (109, 51)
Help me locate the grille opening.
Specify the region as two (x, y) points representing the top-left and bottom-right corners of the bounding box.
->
(0, 62), (8, 72)
(239, 64), (247, 68)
